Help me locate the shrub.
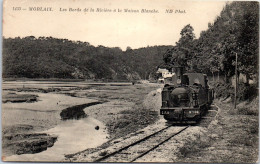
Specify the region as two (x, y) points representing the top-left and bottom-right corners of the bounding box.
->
(213, 82), (233, 99)
(213, 81), (258, 101)
(229, 97), (259, 116)
(237, 83), (258, 101)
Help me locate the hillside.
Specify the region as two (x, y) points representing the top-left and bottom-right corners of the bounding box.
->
(2, 37), (172, 80)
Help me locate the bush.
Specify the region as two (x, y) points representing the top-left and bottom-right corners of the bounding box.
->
(213, 82), (234, 99)
(237, 83), (258, 101)
(213, 81), (258, 101)
(229, 97), (259, 116)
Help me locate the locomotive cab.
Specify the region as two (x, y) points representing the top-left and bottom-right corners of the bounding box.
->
(160, 69), (214, 123)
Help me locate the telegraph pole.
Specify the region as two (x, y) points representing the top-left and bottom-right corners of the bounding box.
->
(234, 52), (238, 109)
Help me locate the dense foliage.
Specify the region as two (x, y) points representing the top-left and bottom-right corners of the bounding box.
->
(162, 1), (259, 84)
(3, 36), (172, 80)
(3, 1), (258, 87)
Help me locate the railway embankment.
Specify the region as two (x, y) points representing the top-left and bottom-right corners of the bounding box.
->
(175, 97), (258, 163)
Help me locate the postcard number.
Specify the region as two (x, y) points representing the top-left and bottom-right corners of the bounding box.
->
(13, 7), (22, 11)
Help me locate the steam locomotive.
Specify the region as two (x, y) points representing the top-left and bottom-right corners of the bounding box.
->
(160, 66), (214, 123)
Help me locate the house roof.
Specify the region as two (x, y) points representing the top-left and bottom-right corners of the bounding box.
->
(156, 68), (169, 73)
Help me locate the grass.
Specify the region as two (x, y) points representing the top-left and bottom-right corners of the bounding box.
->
(178, 132), (212, 158)
(107, 104), (158, 138)
(228, 101), (258, 116)
(79, 83), (161, 140)
(238, 98), (258, 116)
(176, 97), (258, 163)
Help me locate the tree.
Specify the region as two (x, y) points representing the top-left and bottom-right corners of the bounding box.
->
(173, 24), (196, 69)
(159, 1), (258, 86)
(178, 24), (195, 45)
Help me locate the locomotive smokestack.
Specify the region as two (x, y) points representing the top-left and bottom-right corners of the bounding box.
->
(173, 66), (184, 78)
(171, 66), (185, 85)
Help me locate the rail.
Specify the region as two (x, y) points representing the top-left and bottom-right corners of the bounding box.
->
(94, 125), (189, 162)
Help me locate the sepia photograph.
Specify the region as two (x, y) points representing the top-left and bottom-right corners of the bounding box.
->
(1, 0), (259, 162)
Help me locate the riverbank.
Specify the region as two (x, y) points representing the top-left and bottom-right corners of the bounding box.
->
(2, 91), (98, 157)
(2, 81), (162, 161)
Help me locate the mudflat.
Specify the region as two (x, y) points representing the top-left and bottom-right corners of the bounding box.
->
(2, 80), (162, 161)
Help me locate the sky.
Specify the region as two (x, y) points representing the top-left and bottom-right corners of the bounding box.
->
(3, 0), (227, 50)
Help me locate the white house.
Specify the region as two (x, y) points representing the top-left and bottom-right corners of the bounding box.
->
(156, 68), (175, 83)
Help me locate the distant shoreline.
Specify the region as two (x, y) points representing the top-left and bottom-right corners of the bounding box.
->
(2, 78), (133, 83)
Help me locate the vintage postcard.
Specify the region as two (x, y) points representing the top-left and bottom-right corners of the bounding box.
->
(2, 0), (259, 162)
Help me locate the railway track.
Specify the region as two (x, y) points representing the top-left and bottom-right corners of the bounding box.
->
(94, 125), (189, 162)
